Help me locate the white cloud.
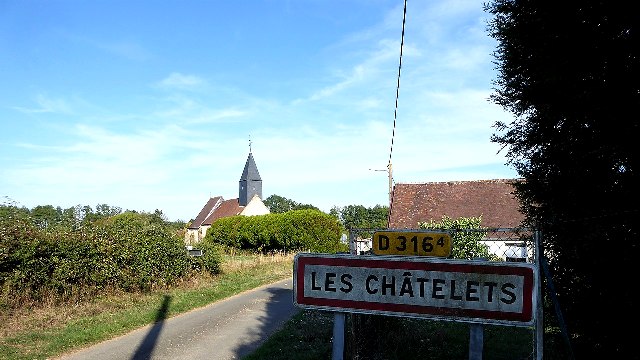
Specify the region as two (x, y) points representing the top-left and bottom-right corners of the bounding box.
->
(156, 73), (206, 90)
(13, 94), (73, 114)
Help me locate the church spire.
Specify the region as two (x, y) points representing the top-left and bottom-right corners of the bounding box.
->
(238, 143), (262, 206)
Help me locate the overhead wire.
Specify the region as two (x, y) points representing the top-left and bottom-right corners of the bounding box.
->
(385, 0), (407, 210)
(388, 0), (407, 169)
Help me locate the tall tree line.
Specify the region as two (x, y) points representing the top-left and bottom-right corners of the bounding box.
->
(485, 1), (638, 356)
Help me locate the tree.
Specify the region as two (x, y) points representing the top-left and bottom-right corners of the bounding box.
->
(485, 1), (639, 356)
(334, 204), (389, 230)
(264, 195), (298, 213)
(419, 216), (497, 261)
(30, 205), (61, 229)
(264, 194), (319, 213)
(95, 203), (122, 218)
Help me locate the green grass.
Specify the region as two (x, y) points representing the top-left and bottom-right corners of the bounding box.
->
(242, 310), (543, 360)
(0, 253), (294, 360)
(242, 310), (335, 360)
(244, 309), (572, 360)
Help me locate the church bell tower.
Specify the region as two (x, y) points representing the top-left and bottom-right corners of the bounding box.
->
(238, 143), (262, 207)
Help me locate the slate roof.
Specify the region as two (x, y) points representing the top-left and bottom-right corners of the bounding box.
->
(388, 179), (525, 229)
(240, 152), (261, 182)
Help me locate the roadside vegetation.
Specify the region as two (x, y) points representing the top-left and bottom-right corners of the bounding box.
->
(0, 198), (350, 360)
(2, 198), (574, 359)
(0, 250), (294, 360)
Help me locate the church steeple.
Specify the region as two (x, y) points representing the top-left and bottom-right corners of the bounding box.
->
(238, 142), (262, 206)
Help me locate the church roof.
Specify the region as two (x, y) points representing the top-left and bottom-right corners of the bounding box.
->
(188, 196), (223, 229)
(240, 152), (261, 182)
(202, 198), (244, 226)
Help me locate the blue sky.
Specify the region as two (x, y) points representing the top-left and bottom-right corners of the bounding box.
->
(1, 0), (517, 222)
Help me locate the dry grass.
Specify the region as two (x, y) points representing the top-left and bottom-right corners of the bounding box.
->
(1, 281), (179, 339)
(0, 251), (294, 341)
(221, 250), (295, 272)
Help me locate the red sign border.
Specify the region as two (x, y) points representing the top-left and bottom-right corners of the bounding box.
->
(294, 253), (536, 326)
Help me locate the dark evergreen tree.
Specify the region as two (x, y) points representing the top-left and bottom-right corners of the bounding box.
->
(485, 1), (639, 356)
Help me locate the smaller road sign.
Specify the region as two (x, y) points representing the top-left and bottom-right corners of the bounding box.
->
(372, 230), (452, 257)
(294, 253), (537, 326)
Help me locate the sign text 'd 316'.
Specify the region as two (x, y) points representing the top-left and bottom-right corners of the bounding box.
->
(372, 230), (452, 257)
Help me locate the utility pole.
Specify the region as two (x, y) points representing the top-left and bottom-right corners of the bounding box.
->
(386, 162), (393, 206)
(370, 163), (393, 207)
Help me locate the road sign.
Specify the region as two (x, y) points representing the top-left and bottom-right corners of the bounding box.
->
(293, 253), (537, 326)
(372, 230), (452, 257)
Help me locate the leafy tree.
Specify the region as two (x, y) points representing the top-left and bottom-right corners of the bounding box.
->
(264, 194), (298, 213)
(485, 1), (638, 356)
(264, 194), (319, 213)
(291, 203), (320, 211)
(0, 197), (30, 221)
(30, 205), (61, 229)
(333, 204), (389, 230)
(95, 203), (122, 218)
(60, 206), (80, 229)
(419, 216), (497, 261)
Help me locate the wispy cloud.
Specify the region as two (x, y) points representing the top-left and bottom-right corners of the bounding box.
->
(13, 94), (73, 114)
(61, 30), (152, 61)
(156, 73), (206, 91)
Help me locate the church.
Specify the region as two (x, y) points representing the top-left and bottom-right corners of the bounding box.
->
(184, 150), (270, 245)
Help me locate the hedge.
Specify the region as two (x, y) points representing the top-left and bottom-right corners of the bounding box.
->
(203, 209), (346, 253)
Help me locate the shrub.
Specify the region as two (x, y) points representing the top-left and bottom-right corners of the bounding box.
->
(204, 209), (347, 253)
(0, 208), (196, 306)
(193, 241), (223, 275)
(419, 216), (497, 260)
(97, 212), (192, 291)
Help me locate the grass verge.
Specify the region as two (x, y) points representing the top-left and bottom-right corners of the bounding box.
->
(0, 252), (294, 360)
(243, 307), (570, 359)
(242, 310), (542, 360)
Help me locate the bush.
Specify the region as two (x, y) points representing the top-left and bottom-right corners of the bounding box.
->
(97, 212), (192, 291)
(192, 241), (223, 275)
(419, 216), (497, 260)
(204, 209), (347, 253)
(0, 208), (196, 306)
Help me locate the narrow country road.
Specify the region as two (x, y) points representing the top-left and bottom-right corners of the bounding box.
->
(53, 278), (299, 360)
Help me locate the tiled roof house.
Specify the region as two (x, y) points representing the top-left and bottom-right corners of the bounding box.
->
(185, 151), (270, 244)
(388, 179), (525, 229)
(384, 178), (528, 261)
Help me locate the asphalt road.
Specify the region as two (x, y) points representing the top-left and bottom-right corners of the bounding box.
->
(54, 278), (299, 360)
